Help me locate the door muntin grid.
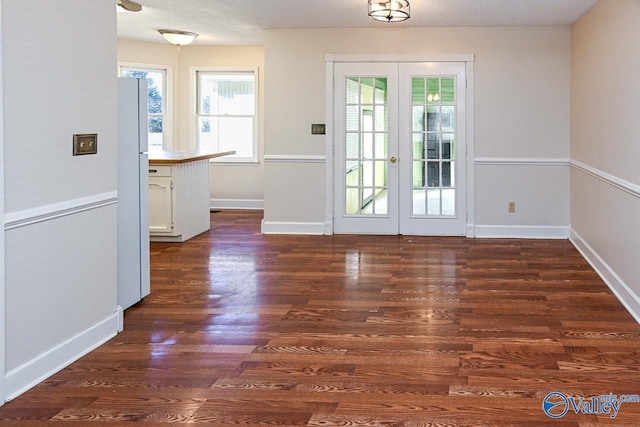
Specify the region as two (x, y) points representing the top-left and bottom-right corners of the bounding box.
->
(410, 76), (456, 217)
(345, 77), (389, 216)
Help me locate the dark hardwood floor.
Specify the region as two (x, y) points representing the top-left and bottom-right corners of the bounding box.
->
(1, 209), (640, 425)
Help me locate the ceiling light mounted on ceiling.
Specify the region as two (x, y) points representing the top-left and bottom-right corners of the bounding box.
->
(117, 0), (142, 12)
(368, 0), (410, 23)
(158, 29), (199, 48)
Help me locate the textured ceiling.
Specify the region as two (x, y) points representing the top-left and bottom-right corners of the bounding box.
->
(117, 0), (598, 46)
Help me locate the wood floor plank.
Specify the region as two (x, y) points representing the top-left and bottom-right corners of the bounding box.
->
(0, 209), (639, 425)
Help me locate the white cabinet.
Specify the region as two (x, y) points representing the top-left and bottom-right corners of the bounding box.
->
(148, 170), (173, 234)
(148, 159), (211, 242)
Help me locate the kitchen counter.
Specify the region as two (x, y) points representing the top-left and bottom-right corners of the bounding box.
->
(149, 149), (235, 164)
(148, 149), (234, 242)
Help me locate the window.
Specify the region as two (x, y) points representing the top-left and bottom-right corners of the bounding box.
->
(195, 69), (257, 161)
(119, 64), (171, 149)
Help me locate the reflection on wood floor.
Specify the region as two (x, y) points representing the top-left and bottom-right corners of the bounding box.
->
(1, 209), (639, 425)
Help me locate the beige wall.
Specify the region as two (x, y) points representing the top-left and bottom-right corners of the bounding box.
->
(263, 27), (571, 232)
(118, 40), (265, 204)
(571, 0), (640, 317)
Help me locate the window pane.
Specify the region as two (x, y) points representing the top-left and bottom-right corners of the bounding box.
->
(374, 78), (387, 104)
(413, 189), (426, 215)
(121, 69), (165, 114)
(427, 134), (439, 159)
(148, 116), (163, 148)
(413, 161), (424, 187)
(442, 106), (455, 132)
(427, 78), (440, 104)
(412, 133), (424, 161)
(427, 189), (441, 215)
(426, 106), (440, 132)
(374, 133), (387, 159)
(442, 161), (452, 187)
(427, 162), (440, 187)
(346, 106), (359, 131)
(412, 106), (424, 132)
(346, 133), (359, 160)
(441, 78), (455, 104)
(442, 134), (453, 160)
(199, 117), (253, 158)
(346, 77), (359, 104)
(346, 188), (359, 214)
(121, 67), (167, 148)
(199, 73), (255, 116)
(361, 78), (374, 104)
(412, 77), (425, 104)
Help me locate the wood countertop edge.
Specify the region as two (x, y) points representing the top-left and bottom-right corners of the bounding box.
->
(148, 150), (236, 164)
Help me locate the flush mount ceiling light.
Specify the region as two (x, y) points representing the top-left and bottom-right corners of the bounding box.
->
(368, 0), (410, 22)
(117, 0), (142, 12)
(158, 29), (199, 46)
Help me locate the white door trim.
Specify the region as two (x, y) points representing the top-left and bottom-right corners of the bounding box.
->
(0, 1), (6, 403)
(325, 54), (475, 236)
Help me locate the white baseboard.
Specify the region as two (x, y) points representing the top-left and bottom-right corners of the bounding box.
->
(261, 219), (326, 235)
(4, 312), (119, 402)
(570, 229), (640, 324)
(210, 199), (264, 210)
(474, 225), (569, 239)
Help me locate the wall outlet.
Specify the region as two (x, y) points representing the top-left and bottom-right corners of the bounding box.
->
(508, 201), (516, 213)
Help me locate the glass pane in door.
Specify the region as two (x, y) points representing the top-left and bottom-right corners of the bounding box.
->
(410, 77), (456, 216)
(345, 77), (389, 216)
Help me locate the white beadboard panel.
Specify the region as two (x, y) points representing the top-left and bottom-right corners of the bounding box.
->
(2, 0), (117, 213)
(5, 204), (117, 373)
(211, 199), (264, 210)
(475, 225), (569, 239)
(571, 229), (640, 325)
(261, 219), (326, 235)
(4, 191), (117, 230)
(175, 160), (211, 241)
(5, 312), (119, 401)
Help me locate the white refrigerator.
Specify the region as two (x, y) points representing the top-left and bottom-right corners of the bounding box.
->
(117, 77), (151, 310)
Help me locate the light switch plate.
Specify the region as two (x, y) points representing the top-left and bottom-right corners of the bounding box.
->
(73, 134), (97, 155)
(311, 124), (326, 135)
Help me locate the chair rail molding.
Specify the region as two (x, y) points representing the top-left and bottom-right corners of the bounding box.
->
(570, 159), (640, 198)
(263, 154), (326, 163)
(4, 192), (118, 231)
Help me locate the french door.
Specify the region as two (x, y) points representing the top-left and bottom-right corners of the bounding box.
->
(333, 61), (466, 235)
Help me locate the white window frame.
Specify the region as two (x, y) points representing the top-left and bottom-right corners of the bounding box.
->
(118, 62), (174, 150)
(191, 66), (259, 163)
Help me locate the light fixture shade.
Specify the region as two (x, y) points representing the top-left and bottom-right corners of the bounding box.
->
(158, 29), (199, 46)
(117, 0), (142, 12)
(368, 0), (410, 22)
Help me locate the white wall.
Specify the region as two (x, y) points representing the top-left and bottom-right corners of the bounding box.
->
(263, 27), (571, 235)
(1, 0), (119, 400)
(117, 40), (265, 208)
(570, 0), (640, 320)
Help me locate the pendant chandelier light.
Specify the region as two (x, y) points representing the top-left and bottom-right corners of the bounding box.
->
(368, 0), (410, 23)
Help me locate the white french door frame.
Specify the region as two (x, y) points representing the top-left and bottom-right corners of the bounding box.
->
(325, 54), (476, 236)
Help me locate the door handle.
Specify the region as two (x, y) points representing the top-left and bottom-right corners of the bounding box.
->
(390, 156), (397, 164)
